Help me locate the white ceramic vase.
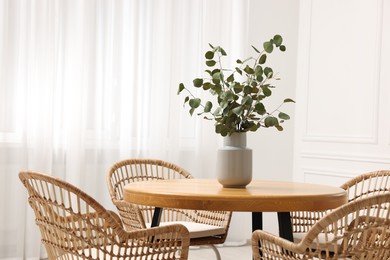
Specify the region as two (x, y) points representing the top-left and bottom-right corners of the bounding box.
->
(216, 132), (252, 188)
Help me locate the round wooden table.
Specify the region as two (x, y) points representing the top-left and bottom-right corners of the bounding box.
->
(123, 179), (347, 241)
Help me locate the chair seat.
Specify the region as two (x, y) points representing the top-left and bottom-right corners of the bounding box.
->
(149, 221), (225, 239)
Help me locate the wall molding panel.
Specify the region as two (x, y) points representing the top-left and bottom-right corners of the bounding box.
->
(294, 0), (390, 182)
(303, 168), (356, 179)
(301, 152), (390, 165)
(302, 168), (356, 186)
(302, 135), (377, 144)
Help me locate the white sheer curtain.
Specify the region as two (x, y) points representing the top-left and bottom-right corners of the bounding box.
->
(0, 0), (249, 258)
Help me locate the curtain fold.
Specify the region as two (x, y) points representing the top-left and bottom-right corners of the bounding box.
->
(0, 0), (249, 258)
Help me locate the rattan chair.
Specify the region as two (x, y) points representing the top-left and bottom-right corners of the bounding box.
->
(19, 170), (190, 260)
(107, 159), (233, 260)
(291, 170), (390, 243)
(252, 193), (390, 259)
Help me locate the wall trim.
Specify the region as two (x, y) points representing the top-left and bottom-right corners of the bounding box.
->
(302, 135), (377, 144)
(302, 168), (356, 179)
(301, 151), (390, 164)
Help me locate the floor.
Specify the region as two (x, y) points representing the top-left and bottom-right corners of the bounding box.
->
(188, 244), (252, 260)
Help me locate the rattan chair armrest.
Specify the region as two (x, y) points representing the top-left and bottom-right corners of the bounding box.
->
(119, 223), (190, 257)
(122, 223), (189, 239)
(252, 229), (306, 258)
(107, 210), (124, 228)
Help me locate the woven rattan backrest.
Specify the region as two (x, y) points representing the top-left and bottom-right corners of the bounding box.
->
(301, 193), (390, 259)
(107, 159), (195, 226)
(107, 158), (232, 236)
(19, 171), (127, 258)
(20, 170), (190, 260)
(291, 170), (390, 234)
(108, 159), (192, 201)
(255, 194), (390, 259)
(341, 170), (390, 203)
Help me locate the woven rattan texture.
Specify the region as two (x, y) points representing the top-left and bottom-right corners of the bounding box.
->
(19, 170), (190, 260)
(291, 170), (390, 234)
(107, 159), (232, 247)
(252, 193), (390, 259)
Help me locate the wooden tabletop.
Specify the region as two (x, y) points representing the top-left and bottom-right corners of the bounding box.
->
(123, 179), (347, 212)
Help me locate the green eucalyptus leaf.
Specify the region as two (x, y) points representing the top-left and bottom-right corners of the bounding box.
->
(220, 130), (228, 137)
(264, 67), (273, 78)
(244, 65), (255, 75)
(213, 107), (222, 116)
(212, 71), (222, 84)
(189, 107), (195, 116)
(278, 112), (290, 120)
(205, 51), (214, 59)
(212, 78), (220, 84)
(206, 60), (216, 67)
(236, 59), (242, 64)
(203, 82), (213, 90)
(264, 116), (278, 127)
(255, 65), (263, 75)
(242, 96), (253, 105)
(227, 74), (234, 82)
(243, 85), (252, 94)
(251, 86), (259, 94)
(232, 106), (244, 116)
(212, 84), (222, 94)
(215, 124), (222, 133)
(184, 96), (189, 104)
(193, 78), (203, 87)
(208, 43), (215, 49)
(262, 86), (272, 96)
(233, 83), (243, 94)
(280, 45), (286, 52)
(263, 41), (274, 53)
(255, 103), (266, 115)
(204, 101), (213, 112)
(249, 124), (259, 132)
(225, 91), (234, 101)
(178, 83), (185, 94)
(220, 47), (227, 56)
(258, 54), (267, 64)
(211, 68), (221, 75)
(256, 75), (264, 82)
(189, 98), (201, 108)
(284, 98), (295, 103)
(216, 123), (229, 136)
(235, 67), (242, 75)
(225, 114), (237, 126)
(273, 35), (283, 46)
(275, 125), (284, 131)
(212, 72), (221, 80)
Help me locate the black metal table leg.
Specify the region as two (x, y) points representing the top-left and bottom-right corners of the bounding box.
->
(151, 207), (163, 227)
(252, 212), (263, 232)
(277, 212), (293, 242)
(252, 212), (263, 258)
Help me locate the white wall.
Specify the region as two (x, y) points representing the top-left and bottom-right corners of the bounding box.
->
(293, 0), (390, 185)
(226, 0), (390, 244)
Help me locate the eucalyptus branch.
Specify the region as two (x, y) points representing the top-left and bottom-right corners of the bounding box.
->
(177, 34), (294, 137)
